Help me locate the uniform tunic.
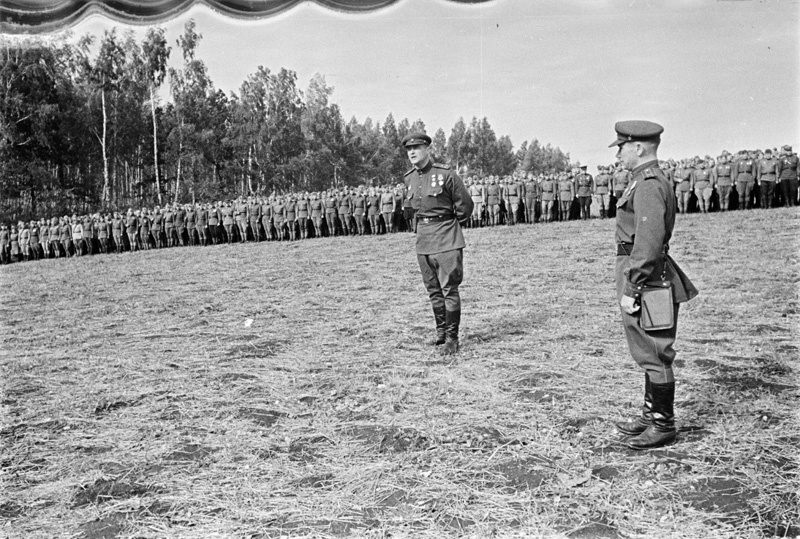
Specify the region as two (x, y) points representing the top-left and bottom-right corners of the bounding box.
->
(615, 161), (698, 383)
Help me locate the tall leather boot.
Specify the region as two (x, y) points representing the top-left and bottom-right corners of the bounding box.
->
(427, 305), (446, 346)
(441, 310), (460, 355)
(625, 381), (676, 450)
(616, 373), (652, 435)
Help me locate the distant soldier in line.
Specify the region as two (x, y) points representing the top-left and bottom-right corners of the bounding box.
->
(595, 166), (612, 218)
(81, 214), (93, 255)
(609, 120), (697, 450)
(557, 172), (575, 221)
(468, 177), (485, 228)
(713, 153), (734, 211)
(260, 197), (273, 241)
(523, 173), (538, 223)
(540, 174), (556, 223)
(234, 197), (248, 242)
(380, 187), (396, 233)
(352, 188), (367, 236)
(402, 131), (473, 355)
(733, 150), (756, 210)
(125, 210), (139, 252)
(297, 193), (311, 240)
(195, 203), (208, 246)
(272, 196), (286, 241)
(310, 193), (324, 238)
(0, 224), (8, 263)
(174, 204), (187, 246)
(221, 201), (235, 244)
(612, 162), (631, 202)
(575, 165), (594, 220)
(486, 177), (501, 226)
(68, 216), (82, 256)
(393, 184), (405, 232)
(60, 217), (72, 256)
(777, 145), (799, 207)
(247, 197), (261, 241)
(338, 189), (353, 236)
(673, 160), (692, 214)
(49, 218), (61, 258)
(756, 149), (779, 209)
(286, 196), (298, 241)
(163, 206), (175, 247)
(690, 159), (714, 213)
(324, 190), (338, 236)
(140, 209), (152, 249)
(367, 188), (381, 235)
(504, 175), (523, 225)
(402, 182), (416, 233)
(151, 207), (163, 248)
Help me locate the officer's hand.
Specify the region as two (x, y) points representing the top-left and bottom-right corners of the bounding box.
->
(620, 295), (640, 314)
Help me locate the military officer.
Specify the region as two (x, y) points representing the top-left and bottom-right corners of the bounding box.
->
(402, 132), (474, 355)
(609, 120), (698, 450)
(690, 159), (714, 213)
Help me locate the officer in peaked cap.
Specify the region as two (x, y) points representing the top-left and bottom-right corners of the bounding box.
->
(609, 120), (698, 450)
(402, 131), (474, 355)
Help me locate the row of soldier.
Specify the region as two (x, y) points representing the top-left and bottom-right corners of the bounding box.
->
(1, 146), (797, 263)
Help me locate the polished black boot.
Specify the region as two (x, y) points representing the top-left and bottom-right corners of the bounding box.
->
(427, 305), (446, 346)
(616, 373), (652, 435)
(441, 310), (460, 355)
(625, 381), (676, 450)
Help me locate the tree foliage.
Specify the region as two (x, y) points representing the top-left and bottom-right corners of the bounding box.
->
(0, 22), (573, 222)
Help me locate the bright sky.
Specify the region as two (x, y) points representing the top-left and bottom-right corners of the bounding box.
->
(44, 0), (800, 168)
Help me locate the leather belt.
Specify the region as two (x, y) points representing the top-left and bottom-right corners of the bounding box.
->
(617, 242), (669, 256)
(418, 215), (455, 223)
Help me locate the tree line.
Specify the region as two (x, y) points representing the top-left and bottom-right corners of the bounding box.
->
(0, 20), (572, 222)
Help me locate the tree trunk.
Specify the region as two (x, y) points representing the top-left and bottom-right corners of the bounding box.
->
(101, 89), (110, 204)
(174, 122), (183, 204)
(150, 84), (162, 205)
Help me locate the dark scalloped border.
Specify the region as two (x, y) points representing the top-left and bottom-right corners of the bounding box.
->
(1, 0), (490, 35)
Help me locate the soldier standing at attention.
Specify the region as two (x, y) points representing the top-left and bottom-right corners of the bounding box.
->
(324, 190), (339, 237)
(151, 206), (163, 248)
(595, 166), (612, 218)
(402, 132), (473, 355)
(338, 189), (353, 236)
(485, 177), (501, 226)
(575, 165), (594, 220)
(673, 160), (692, 214)
(733, 150), (756, 210)
(184, 204), (196, 246)
(195, 203), (208, 246)
(612, 162), (631, 202)
(310, 193), (324, 238)
(468, 177), (485, 228)
(777, 145), (799, 207)
(609, 120), (698, 450)
(351, 188), (367, 236)
(756, 149), (779, 209)
(380, 187), (396, 234)
(174, 204), (187, 246)
(557, 172), (575, 221)
(714, 153), (734, 211)
(690, 159), (714, 213)
(539, 174), (556, 223)
(523, 173), (538, 224)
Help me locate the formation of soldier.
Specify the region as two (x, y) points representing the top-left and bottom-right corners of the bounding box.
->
(1, 145), (797, 264)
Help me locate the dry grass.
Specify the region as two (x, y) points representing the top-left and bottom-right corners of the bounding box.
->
(1, 208), (798, 539)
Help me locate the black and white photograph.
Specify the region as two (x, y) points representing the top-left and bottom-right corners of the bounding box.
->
(1, 0), (798, 537)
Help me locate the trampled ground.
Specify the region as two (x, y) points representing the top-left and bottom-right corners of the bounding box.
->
(1, 208), (798, 539)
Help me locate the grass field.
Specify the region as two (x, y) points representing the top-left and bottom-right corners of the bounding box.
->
(1, 208), (798, 539)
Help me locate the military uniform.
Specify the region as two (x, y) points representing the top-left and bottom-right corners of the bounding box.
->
(756, 152), (779, 209)
(575, 167), (593, 220)
(403, 132), (474, 354)
(777, 145), (799, 207)
(714, 158), (734, 211)
(733, 155), (756, 209)
(609, 120), (698, 450)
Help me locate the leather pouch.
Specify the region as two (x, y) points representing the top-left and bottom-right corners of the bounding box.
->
(639, 281), (674, 331)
